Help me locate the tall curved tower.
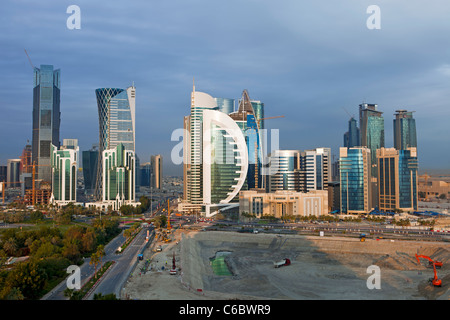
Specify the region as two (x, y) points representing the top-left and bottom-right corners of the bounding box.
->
(94, 85), (136, 200)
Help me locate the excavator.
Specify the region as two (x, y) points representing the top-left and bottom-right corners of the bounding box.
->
(415, 254), (443, 287)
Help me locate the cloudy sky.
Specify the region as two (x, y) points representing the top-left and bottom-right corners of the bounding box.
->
(1, 0), (449, 175)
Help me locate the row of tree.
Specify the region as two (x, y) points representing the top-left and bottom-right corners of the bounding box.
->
(0, 217), (121, 300)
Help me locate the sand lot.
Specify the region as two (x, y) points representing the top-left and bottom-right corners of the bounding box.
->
(122, 229), (450, 300)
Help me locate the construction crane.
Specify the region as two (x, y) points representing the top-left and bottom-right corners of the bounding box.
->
(248, 115), (285, 188)
(415, 254), (443, 287)
(24, 49), (35, 69)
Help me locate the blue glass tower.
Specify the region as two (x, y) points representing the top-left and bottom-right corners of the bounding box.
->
(32, 65), (61, 183)
(339, 147), (372, 214)
(394, 110), (417, 150)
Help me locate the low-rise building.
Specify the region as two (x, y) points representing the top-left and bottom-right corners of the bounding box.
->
(239, 189), (328, 218)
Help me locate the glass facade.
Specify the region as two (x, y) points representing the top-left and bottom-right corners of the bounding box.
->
(268, 150), (300, 192)
(95, 86), (135, 199)
(82, 147), (99, 194)
(103, 143), (135, 202)
(51, 144), (78, 203)
(339, 147), (371, 214)
(359, 104), (384, 177)
(378, 148), (418, 211)
(394, 110), (417, 150)
(32, 65), (61, 183)
(344, 117), (360, 148)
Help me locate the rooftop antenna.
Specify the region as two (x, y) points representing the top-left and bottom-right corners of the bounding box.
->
(24, 49), (34, 69)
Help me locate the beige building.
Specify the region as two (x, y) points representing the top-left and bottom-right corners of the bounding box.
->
(239, 189), (328, 218)
(419, 175), (450, 199)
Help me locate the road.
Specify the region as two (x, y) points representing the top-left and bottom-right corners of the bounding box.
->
(86, 227), (152, 299)
(42, 226), (151, 300)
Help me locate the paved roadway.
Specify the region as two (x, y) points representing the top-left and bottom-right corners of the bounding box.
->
(86, 227), (151, 299)
(43, 226), (150, 300)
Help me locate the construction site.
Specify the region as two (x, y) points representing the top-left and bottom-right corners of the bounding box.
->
(122, 228), (450, 300)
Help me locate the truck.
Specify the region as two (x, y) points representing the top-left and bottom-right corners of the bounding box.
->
(274, 258), (291, 268)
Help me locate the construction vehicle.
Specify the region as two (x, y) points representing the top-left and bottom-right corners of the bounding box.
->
(415, 254), (442, 287)
(274, 258), (291, 268)
(359, 233), (366, 242)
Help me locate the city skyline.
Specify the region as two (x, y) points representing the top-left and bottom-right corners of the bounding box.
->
(1, 1), (450, 175)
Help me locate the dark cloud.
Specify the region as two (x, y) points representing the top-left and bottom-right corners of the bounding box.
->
(1, 0), (449, 174)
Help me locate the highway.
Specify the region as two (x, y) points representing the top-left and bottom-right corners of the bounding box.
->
(86, 227), (151, 299)
(42, 225), (151, 300)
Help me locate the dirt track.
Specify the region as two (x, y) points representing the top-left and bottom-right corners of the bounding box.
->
(122, 229), (450, 300)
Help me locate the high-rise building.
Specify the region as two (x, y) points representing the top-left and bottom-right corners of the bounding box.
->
(151, 155), (163, 189)
(50, 143), (79, 205)
(229, 90), (265, 190)
(102, 143), (136, 208)
(377, 147), (418, 212)
(339, 147), (372, 214)
(343, 117), (360, 148)
(180, 84), (249, 215)
(94, 85), (136, 199)
(82, 145), (99, 195)
(302, 148), (331, 192)
(32, 65), (61, 183)
(20, 144), (32, 174)
(140, 162), (152, 187)
(359, 103), (384, 177)
(394, 110), (417, 150)
(7, 159), (21, 188)
(0, 166), (6, 183)
(202, 109), (248, 209)
(267, 150), (301, 193)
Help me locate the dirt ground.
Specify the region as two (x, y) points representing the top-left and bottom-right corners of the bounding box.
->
(121, 229), (450, 300)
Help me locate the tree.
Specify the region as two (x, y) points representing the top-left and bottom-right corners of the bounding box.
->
(5, 261), (48, 299)
(96, 245), (105, 266)
(90, 252), (100, 276)
(3, 238), (18, 256)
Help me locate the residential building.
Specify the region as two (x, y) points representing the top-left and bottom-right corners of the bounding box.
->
(339, 147), (372, 214)
(50, 143), (79, 206)
(377, 147), (418, 212)
(87, 143), (140, 212)
(267, 150), (301, 193)
(32, 64), (61, 183)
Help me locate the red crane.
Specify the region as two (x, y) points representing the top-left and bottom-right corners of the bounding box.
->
(415, 254), (442, 287)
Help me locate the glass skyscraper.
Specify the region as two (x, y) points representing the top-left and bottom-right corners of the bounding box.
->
(339, 147), (372, 214)
(32, 65), (61, 183)
(344, 117), (360, 148)
(377, 147), (418, 212)
(82, 145), (99, 195)
(394, 110), (417, 150)
(94, 85), (136, 199)
(359, 103), (384, 177)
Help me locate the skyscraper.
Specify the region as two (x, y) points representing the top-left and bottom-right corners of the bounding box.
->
(151, 155), (163, 189)
(394, 110), (417, 150)
(339, 147), (372, 214)
(267, 150), (301, 193)
(302, 148), (331, 192)
(32, 65), (61, 183)
(343, 117), (360, 148)
(94, 85), (136, 199)
(102, 143), (136, 209)
(180, 84), (249, 215)
(359, 103), (384, 177)
(82, 145), (99, 195)
(7, 159), (21, 188)
(377, 147), (418, 212)
(50, 143), (79, 205)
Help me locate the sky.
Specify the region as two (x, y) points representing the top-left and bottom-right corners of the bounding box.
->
(1, 0), (450, 176)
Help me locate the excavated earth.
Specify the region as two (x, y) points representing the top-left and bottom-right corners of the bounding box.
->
(122, 230), (450, 300)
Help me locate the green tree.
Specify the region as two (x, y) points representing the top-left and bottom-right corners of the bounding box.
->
(5, 261), (48, 299)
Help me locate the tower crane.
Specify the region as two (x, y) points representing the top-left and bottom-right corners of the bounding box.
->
(415, 254), (443, 287)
